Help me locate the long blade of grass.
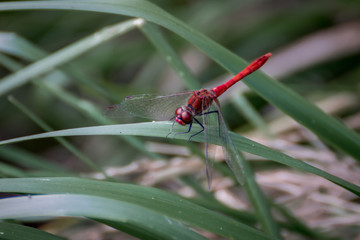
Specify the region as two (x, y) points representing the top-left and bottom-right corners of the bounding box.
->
(0, 122), (358, 196)
(0, 177), (274, 240)
(0, 194), (208, 240)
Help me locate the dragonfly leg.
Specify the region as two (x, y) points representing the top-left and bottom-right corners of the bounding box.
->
(173, 122), (193, 140)
(166, 120), (176, 138)
(187, 118), (204, 141)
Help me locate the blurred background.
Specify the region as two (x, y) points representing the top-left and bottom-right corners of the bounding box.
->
(0, 0), (360, 239)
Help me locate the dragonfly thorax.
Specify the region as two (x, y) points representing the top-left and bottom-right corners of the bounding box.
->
(175, 106), (193, 126)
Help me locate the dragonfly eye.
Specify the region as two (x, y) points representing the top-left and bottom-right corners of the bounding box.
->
(181, 111), (193, 124)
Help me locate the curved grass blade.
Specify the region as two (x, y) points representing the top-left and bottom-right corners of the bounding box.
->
(0, 177), (274, 240)
(0, 122), (359, 196)
(0, 194), (208, 240)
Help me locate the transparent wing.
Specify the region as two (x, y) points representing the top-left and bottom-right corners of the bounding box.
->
(200, 99), (224, 189)
(213, 99), (245, 185)
(104, 92), (194, 121)
(201, 100), (213, 189)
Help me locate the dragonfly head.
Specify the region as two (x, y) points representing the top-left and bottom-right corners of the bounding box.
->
(175, 107), (193, 126)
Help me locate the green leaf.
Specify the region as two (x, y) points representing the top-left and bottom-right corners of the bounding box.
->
(0, 194), (208, 240)
(0, 177), (274, 240)
(0, 122), (359, 196)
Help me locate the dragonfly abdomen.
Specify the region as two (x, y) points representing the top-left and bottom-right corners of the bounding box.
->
(212, 53), (272, 97)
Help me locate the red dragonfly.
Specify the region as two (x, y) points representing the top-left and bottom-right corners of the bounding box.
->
(105, 53), (272, 187)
